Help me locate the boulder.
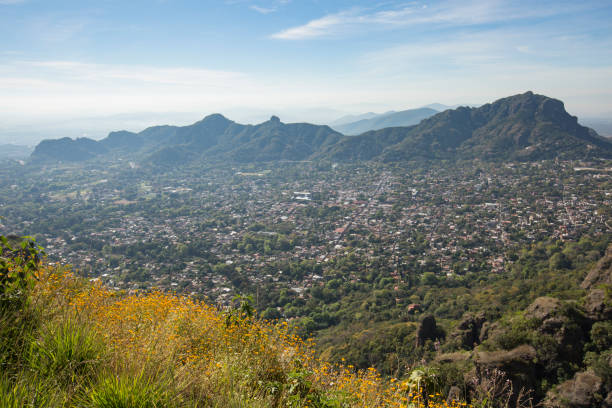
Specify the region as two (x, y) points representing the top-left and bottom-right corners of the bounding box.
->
(524, 297), (587, 367)
(476, 344), (537, 369)
(605, 391), (612, 408)
(446, 386), (462, 405)
(452, 312), (487, 349)
(478, 320), (497, 343)
(475, 345), (537, 394)
(525, 297), (562, 321)
(581, 244), (612, 290)
(416, 314), (444, 346)
(545, 370), (603, 407)
(583, 288), (612, 321)
(435, 351), (471, 363)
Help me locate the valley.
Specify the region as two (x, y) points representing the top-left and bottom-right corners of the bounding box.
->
(2, 92), (612, 405)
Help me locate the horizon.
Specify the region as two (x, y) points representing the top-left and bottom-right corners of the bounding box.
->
(1, 0), (611, 144)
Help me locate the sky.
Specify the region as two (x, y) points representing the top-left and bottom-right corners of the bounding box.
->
(1, 0), (611, 144)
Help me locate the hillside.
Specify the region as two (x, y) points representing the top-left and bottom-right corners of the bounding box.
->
(0, 236), (466, 408)
(31, 115), (343, 165)
(30, 92), (612, 165)
(330, 108), (438, 135)
(31, 137), (108, 162)
(2, 234), (612, 407)
(323, 92), (612, 162)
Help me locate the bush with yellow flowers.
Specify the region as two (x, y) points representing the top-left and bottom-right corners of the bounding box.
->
(0, 236), (469, 407)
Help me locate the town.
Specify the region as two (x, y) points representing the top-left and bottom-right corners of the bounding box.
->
(1, 159), (609, 313)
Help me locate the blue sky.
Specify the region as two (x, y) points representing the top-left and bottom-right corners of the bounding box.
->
(1, 0), (611, 143)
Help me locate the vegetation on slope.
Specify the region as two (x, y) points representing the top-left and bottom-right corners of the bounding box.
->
(1, 235), (477, 408)
(5, 231), (610, 406)
(323, 92), (612, 162)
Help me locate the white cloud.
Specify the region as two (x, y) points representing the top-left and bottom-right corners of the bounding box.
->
(271, 10), (353, 39)
(350, 27), (612, 116)
(0, 60), (257, 116)
(0, 0), (26, 4)
(359, 25), (612, 76)
(250, 5), (276, 14)
(271, 0), (590, 40)
(22, 15), (92, 43)
(23, 60), (247, 86)
(0, 59), (362, 121)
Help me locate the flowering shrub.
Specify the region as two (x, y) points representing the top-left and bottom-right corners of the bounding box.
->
(2, 261), (472, 407)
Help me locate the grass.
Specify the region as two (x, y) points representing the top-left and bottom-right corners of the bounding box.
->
(81, 370), (177, 408)
(28, 317), (104, 385)
(0, 261), (470, 407)
(0, 374), (55, 408)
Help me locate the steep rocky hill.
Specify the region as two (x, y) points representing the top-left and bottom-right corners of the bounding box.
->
(323, 92), (612, 162)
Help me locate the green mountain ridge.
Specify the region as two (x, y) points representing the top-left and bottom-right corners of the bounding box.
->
(30, 92), (612, 164)
(323, 92), (612, 162)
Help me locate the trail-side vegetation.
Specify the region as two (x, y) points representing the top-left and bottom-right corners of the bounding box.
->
(1, 235), (480, 408)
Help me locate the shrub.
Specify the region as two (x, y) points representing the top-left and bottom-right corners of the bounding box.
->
(589, 321), (612, 353)
(0, 235), (44, 308)
(0, 235), (44, 373)
(403, 366), (440, 406)
(467, 368), (533, 408)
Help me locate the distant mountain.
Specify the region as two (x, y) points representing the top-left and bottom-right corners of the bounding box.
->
(322, 92), (612, 162)
(99, 130), (145, 151)
(0, 144), (33, 160)
(581, 118), (612, 138)
(31, 137), (108, 162)
(330, 103), (476, 135)
(330, 112), (380, 127)
(30, 92), (612, 165)
(215, 116), (344, 163)
(31, 115), (343, 165)
(331, 108), (438, 135)
(421, 103), (462, 111)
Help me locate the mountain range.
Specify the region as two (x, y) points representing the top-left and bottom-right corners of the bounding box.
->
(330, 107), (439, 135)
(30, 92), (612, 165)
(328, 103), (469, 135)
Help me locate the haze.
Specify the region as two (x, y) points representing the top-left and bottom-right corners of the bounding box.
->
(1, 0), (611, 144)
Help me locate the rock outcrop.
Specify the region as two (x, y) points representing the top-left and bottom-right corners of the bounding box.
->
(475, 345), (538, 402)
(581, 244), (612, 290)
(581, 245), (612, 321)
(583, 288), (612, 321)
(525, 296), (562, 320)
(452, 312), (487, 349)
(416, 314), (444, 346)
(544, 370), (603, 407)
